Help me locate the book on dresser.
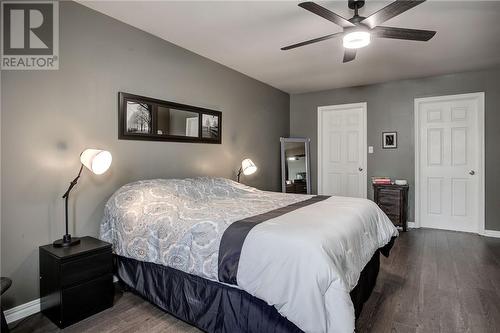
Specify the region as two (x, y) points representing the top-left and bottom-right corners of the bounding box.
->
(373, 183), (409, 231)
(372, 177), (392, 185)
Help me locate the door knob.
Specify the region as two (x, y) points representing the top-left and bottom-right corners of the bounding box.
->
(358, 167), (363, 172)
(469, 170), (475, 175)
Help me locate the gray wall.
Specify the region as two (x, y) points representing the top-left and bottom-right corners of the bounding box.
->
(1, 2), (289, 308)
(290, 67), (500, 231)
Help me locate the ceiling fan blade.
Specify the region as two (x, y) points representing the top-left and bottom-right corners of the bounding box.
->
(372, 26), (436, 41)
(299, 2), (355, 28)
(361, 0), (426, 29)
(343, 48), (357, 63)
(281, 32), (342, 51)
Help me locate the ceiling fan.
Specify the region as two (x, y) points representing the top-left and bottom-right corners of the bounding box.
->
(281, 0), (436, 63)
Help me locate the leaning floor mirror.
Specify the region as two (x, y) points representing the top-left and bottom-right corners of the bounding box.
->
(280, 137), (311, 194)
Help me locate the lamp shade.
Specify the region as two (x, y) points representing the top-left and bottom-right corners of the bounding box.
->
(241, 158), (257, 176)
(80, 149), (112, 175)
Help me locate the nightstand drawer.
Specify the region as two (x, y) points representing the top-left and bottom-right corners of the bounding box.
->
(60, 273), (114, 327)
(61, 249), (112, 287)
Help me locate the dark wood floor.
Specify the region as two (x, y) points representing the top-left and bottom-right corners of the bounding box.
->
(10, 229), (500, 333)
(356, 228), (500, 332)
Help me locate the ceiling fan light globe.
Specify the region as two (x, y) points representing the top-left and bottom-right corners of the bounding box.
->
(343, 31), (370, 49)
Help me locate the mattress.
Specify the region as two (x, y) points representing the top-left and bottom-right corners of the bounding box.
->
(100, 177), (398, 332)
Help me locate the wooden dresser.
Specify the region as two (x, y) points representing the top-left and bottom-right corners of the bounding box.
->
(373, 184), (409, 231)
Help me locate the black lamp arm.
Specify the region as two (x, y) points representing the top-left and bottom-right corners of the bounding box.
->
(63, 164), (84, 199)
(237, 166), (243, 183)
(61, 164), (84, 239)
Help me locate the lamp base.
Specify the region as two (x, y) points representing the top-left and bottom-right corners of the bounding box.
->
(53, 235), (81, 248)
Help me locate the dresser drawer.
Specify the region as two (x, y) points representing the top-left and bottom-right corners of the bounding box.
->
(378, 201), (400, 216)
(377, 190), (400, 205)
(295, 184), (307, 193)
(385, 213), (401, 226)
(60, 249), (112, 287)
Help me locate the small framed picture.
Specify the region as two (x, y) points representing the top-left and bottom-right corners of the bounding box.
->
(125, 100), (152, 134)
(201, 114), (220, 139)
(382, 132), (397, 149)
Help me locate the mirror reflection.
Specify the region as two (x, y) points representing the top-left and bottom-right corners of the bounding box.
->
(157, 106), (199, 137)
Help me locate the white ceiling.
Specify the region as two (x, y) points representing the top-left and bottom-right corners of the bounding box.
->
(80, 1), (500, 93)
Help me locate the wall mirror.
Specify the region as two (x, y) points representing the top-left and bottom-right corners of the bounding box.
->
(280, 137), (311, 194)
(119, 92), (221, 144)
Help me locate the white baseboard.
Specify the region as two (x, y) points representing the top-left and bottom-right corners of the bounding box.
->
(407, 221), (500, 238)
(4, 298), (40, 324)
(407, 221), (418, 229)
(481, 229), (500, 238)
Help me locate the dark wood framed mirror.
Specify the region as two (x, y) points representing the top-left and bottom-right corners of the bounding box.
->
(118, 92), (222, 144)
(280, 137), (311, 194)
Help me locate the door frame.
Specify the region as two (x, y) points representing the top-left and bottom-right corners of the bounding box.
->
(317, 102), (368, 197)
(414, 92), (485, 233)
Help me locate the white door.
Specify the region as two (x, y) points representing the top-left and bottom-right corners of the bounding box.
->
(186, 117), (198, 137)
(415, 93), (484, 233)
(318, 103), (367, 198)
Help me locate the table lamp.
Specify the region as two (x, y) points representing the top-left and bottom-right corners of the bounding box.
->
(237, 158), (257, 183)
(53, 149), (112, 247)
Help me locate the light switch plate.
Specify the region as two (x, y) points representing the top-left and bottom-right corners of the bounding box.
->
(368, 146), (374, 154)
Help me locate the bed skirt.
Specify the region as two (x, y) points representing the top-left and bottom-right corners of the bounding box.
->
(115, 245), (386, 333)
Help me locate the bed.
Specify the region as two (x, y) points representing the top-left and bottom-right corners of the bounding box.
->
(100, 177), (398, 333)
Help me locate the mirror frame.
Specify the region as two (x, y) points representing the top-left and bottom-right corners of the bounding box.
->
(280, 137), (311, 194)
(118, 92), (222, 144)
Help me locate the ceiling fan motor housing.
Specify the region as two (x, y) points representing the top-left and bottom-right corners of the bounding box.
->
(348, 0), (365, 10)
(349, 15), (366, 24)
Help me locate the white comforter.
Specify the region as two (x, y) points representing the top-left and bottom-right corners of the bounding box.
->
(100, 178), (397, 333)
(237, 195), (398, 333)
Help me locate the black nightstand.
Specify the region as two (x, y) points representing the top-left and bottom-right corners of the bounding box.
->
(39, 236), (114, 328)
